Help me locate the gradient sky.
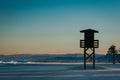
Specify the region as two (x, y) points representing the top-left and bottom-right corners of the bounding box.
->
(0, 0), (120, 54)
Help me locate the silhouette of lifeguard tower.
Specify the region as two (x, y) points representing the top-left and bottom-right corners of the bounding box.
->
(80, 29), (99, 69)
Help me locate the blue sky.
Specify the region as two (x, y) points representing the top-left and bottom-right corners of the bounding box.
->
(0, 0), (120, 54)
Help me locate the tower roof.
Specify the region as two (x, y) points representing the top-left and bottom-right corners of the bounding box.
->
(80, 29), (98, 33)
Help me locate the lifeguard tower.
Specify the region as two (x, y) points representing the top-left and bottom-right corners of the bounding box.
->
(80, 29), (99, 69)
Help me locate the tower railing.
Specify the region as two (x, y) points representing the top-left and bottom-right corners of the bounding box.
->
(80, 40), (99, 48)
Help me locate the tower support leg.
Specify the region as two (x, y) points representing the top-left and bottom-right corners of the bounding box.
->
(84, 48), (86, 69)
(93, 48), (95, 69)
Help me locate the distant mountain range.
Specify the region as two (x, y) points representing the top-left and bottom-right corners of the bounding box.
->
(0, 53), (120, 63)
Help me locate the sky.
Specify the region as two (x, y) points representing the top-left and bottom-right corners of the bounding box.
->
(0, 0), (120, 54)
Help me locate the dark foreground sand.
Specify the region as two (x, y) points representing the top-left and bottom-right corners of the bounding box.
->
(0, 63), (120, 80)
